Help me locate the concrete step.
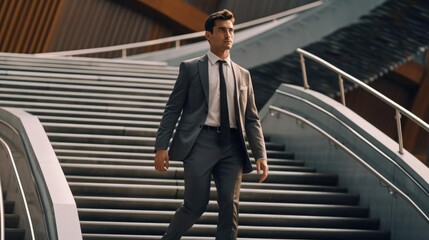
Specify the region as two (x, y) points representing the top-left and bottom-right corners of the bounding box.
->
(50, 138), (292, 157)
(0, 64), (178, 80)
(264, 142), (285, 151)
(61, 161), (313, 172)
(0, 75), (175, 90)
(55, 149), (155, 159)
(57, 156), (306, 167)
(52, 142), (291, 159)
(61, 164), (338, 185)
(39, 115), (160, 127)
(53, 143), (157, 153)
(47, 133), (156, 145)
(0, 93), (167, 109)
(78, 209), (379, 230)
(0, 79), (173, 96)
(0, 71), (176, 86)
(5, 214), (20, 228)
(50, 140), (286, 155)
(69, 183), (358, 205)
(2, 193), (25, 240)
(254, 149), (294, 159)
(74, 196), (370, 218)
(0, 53), (173, 69)
(79, 221), (389, 240)
(4, 200), (15, 213)
(43, 123), (158, 137)
(0, 86), (169, 103)
(82, 234), (310, 240)
(66, 176), (344, 192)
(5, 228), (25, 240)
(26, 108), (162, 121)
(55, 149), (298, 164)
(1, 101), (165, 115)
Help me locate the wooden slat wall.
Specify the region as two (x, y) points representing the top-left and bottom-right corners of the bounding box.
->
(0, 0), (177, 56)
(184, 0), (319, 24)
(184, 0), (218, 14)
(0, 0), (319, 55)
(0, 0), (62, 53)
(46, 0), (176, 57)
(218, 0), (318, 23)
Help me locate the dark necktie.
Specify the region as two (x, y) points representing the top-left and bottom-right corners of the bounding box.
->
(217, 60), (230, 141)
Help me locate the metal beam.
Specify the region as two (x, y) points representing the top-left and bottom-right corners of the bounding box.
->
(393, 60), (424, 85)
(130, 0), (208, 32)
(404, 51), (429, 164)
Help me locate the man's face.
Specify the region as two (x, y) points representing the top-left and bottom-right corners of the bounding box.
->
(206, 19), (234, 53)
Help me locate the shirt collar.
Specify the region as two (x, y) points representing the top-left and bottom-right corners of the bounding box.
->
(207, 51), (231, 67)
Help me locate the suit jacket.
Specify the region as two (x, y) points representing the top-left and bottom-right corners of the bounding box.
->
(155, 54), (266, 173)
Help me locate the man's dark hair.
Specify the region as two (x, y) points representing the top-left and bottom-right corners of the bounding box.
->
(204, 9), (235, 33)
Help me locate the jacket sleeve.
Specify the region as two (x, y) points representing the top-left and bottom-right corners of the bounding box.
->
(154, 62), (190, 151)
(244, 71), (267, 161)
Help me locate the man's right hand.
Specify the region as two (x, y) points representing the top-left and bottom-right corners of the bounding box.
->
(154, 149), (169, 172)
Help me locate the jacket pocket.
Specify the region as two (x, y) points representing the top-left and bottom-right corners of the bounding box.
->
(177, 121), (192, 130)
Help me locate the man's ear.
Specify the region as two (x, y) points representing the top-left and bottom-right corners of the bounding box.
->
(205, 31), (211, 42)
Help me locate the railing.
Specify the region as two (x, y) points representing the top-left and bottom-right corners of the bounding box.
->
(0, 107), (82, 240)
(269, 105), (429, 224)
(35, 1), (324, 58)
(0, 137), (36, 240)
(297, 48), (429, 155)
(274, 87), (429, 199)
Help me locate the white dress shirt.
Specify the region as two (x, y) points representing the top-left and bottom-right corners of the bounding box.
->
(204, 51), (237, 128)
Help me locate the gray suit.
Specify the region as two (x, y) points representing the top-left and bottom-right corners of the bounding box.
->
(155, 54), (266, 172)
(155, 54), (267, 239)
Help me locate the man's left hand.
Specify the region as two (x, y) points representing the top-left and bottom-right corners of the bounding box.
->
(256, 158), (269, 183)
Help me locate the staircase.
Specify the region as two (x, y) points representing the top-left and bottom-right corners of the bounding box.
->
(2, 191), (25, 240)
(0, 53), (390, 239)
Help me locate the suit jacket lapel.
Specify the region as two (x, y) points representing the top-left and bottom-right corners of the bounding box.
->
(231, 61), (241, 94)
(198, 55), (209, 102)
(231, 61), (242, 127)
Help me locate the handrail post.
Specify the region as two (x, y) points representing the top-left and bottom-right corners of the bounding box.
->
(269, 105), (429, 224)
(296, 47), (429, 155)
(396, 110), (404, 155)
(121, 49), (127, 58)
(299, 53), (310, 89)
(338, 74), (346, 106)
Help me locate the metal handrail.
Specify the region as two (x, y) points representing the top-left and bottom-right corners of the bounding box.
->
(269, 105), (429, 224)
(0, 137), (36, 240)
(297, 48), (429, 155)
(275, 88), (429, 197)
(35, 1), (324, 58)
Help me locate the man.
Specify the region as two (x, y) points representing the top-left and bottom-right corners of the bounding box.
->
(154, 9), (268, 240)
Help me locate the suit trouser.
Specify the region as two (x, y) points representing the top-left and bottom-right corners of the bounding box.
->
(162, 127), (245, 240)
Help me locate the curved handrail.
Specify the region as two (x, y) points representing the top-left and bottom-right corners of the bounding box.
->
(297, 48), (429, 155)
(0, 107), (82, 240)
(269, 105), (429, 223)
(275, 88), (429, 197)
(0, 137), (36, 240)
(35, 1), (324, 58)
